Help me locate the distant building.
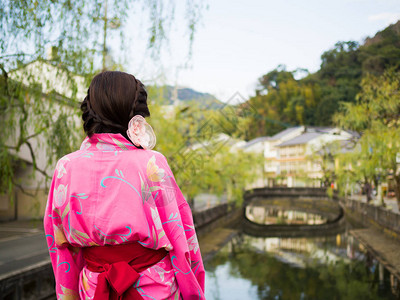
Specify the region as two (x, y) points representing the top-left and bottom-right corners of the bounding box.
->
(264, 126), (306, 186)
(275, 127), (354, 187)
(242, 136), (270, 154)
(242, 126), (357, 188)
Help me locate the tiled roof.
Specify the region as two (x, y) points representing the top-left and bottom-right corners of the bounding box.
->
(276, 132), (321, 147)
(305, 126), (333, 133)
(243, 136), (271, 148)
(270, 127), (302, 140)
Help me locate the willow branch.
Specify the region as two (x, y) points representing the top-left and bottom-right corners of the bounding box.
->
(11, 179), (38, 197)
(25, 140), (51, 180)
(25, 130), (45, 141)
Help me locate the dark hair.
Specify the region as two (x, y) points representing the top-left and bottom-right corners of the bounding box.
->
(80, 71), (150, 141)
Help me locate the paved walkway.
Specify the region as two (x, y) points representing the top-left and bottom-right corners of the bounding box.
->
(0, 220), (49, 279)
(350, 227), (400, 280)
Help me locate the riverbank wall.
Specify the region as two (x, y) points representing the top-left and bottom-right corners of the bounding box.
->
(193, 203), (241, 236)
(339, 197), (400, 240)
(339, 196), (400, 292)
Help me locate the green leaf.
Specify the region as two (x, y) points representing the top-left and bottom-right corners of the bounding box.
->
(152, 227), (157, 249)
(149, 186), (162, 192)
(70, 232), (82, 245)
(112, 137), (128, 151)
(61, 203), (70, 220)
(73, 229), (90, 239)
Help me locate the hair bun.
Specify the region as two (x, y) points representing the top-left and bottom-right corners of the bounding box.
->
(80, 72), (150, 140)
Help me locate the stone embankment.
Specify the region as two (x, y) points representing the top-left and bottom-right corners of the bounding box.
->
(340, 197), (400, 238)
(195, 204), (241, 262)
(340, 196), (400, 283)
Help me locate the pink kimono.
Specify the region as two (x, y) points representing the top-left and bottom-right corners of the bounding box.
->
(44, 133), (206, 300)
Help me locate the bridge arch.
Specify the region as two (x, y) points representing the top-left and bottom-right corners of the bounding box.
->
(242, 187), (345, 238)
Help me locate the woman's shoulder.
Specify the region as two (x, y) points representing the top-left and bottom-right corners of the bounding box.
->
(54, 145), (170, 175)
(53, 148), (86, 172)
(147, 149), (168, 161)
(119, 148), (169, 168)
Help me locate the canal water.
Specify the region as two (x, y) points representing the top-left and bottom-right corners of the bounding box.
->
(204, 226), (398, 299)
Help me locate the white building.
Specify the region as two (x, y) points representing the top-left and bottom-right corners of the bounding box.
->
(242, 126), (357, 188)
(264, 127), (305, 185)
(275, 127), (354, 187)
(1, 60), (84, 220)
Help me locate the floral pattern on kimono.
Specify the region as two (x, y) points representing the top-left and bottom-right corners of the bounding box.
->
(44, 133), (205, 300)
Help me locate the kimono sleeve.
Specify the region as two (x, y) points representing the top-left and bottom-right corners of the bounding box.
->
(43, 167), (84, 300)
(155, 153), (206, 299)
(177, 191), (206, 292)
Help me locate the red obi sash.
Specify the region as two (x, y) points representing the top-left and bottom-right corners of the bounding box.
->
(83, 243), (168, 300)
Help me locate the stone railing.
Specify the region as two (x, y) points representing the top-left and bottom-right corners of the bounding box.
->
(244, 187), (329, 201)
(340, 197), (400, 236)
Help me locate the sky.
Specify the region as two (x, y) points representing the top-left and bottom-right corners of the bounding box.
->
(121, 0), (400, 102)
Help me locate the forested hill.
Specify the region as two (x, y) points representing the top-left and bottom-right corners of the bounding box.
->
(243, 20), (400, 139)
(150, 85), (224, 109)
(364, 20), (400, 46)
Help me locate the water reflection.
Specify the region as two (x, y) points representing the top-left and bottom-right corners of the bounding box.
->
(205, 231), (398, 299)
(246, 206), (327, 225)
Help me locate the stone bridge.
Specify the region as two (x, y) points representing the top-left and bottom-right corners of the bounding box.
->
(242, 187), (345, 237)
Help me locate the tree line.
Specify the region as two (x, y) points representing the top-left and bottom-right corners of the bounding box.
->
(242, 21), (400, 139)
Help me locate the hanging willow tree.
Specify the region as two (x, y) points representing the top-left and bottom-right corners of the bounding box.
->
(0, 0), (206, 199)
